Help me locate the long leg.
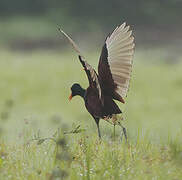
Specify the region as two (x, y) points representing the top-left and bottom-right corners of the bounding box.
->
(121, 125), (127, 142)
(122, 126), (127, 141)
(94, 118), (101, 138)
(118, 122), (127, 142)
(113, 124), (116, 140)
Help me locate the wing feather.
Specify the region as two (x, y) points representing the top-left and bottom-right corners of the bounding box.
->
(79, 56), (102, 100)
(106, 23), (134, 98)
(98, 22), (134, 101)
(59, 28), (102, 101)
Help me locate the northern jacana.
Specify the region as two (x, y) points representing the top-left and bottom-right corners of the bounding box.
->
(59, 22), (134, 139)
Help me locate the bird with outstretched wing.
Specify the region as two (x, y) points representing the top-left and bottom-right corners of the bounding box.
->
(59, 22), (134, 139)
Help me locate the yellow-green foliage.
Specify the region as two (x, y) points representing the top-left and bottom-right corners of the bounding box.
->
(0, 48), (182, 179)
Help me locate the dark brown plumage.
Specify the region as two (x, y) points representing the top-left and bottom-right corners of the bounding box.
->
(60, 22), (135, 138)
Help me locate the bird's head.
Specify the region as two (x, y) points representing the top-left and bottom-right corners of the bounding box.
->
(69, 83), (85, 100)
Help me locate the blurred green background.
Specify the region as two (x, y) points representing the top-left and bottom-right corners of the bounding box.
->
(0, 0), (182, 143)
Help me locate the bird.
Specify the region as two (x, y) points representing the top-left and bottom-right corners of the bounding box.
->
(59, 22), (135, 139)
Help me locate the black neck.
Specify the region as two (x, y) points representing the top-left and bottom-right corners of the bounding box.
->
(78, 88), (86, 98)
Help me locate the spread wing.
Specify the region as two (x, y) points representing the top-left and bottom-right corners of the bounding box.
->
(98, 22), (135, 103)
(78, 56), (101, 100)
(59, 28), (102, 101)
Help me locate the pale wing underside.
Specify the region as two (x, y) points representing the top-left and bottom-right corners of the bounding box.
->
(58, 28), (85, 58)
(105, 22), (135, 98)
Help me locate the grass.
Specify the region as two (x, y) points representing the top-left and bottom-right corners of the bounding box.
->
(0, 47), (182, 179)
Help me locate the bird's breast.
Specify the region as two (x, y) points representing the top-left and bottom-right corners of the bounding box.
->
(84, 88), (103, 118)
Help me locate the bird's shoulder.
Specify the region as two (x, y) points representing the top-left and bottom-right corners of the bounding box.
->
(85, 86), (99, 100)
(85, 86), (103, 105)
